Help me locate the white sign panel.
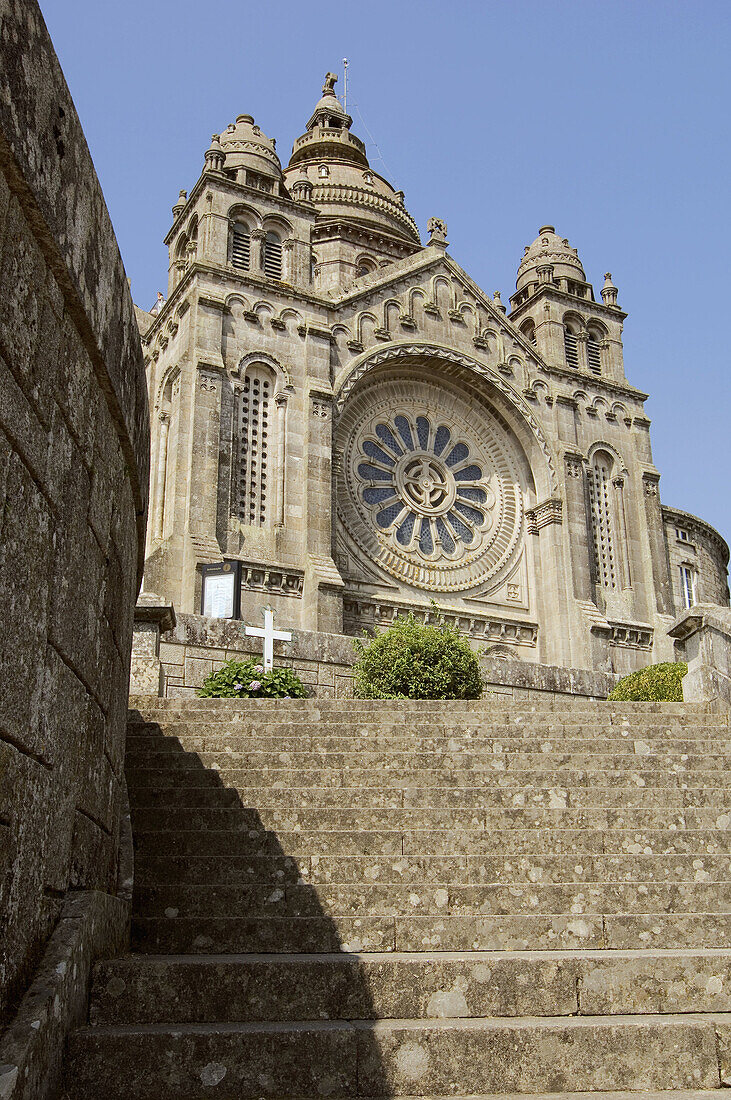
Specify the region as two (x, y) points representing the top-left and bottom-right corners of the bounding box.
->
(202, 571), (236, 619)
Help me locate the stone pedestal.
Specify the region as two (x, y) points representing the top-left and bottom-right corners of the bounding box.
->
(130, 596), (176, 696)
(668, 603), (731, 710)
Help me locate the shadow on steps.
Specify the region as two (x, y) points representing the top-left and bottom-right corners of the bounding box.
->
(63, 713), (396, 1099)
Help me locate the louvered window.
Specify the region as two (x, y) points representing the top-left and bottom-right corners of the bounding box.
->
(235, 370), (271, 526)
(231, 225), (250, 271)
(564, 329), (579, 369)
(587, 338), (602, 375)
(588, 457), (617, 589)
(264, 232), (282, 279)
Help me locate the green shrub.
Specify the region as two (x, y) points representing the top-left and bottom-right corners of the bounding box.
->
(352, 613), (485, 700)
(608, 661), (687, 702)
(197, 658), (308, 699)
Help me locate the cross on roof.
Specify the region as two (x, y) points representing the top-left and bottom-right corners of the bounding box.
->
(244, 606), (292, 671)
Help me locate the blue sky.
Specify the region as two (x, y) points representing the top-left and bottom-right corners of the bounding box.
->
(40, 0), (730, 541)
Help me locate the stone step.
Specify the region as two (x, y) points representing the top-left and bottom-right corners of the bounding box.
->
(129, 804), (731, 833)
(123, 751), (731, 775)
(126, 764), (724, 789)
(65, 1012), (726, 1098)
(124, 721), (729, 748)
(131, 826), (731, 858)
(133, 852), (731, 887)
(127, 784), (731, 810)
(132, 881), (731, 920)
(88, 949), (731, 1025)
(130, 911), (731, 952)
(125, 736), (731, 759)
(130, 697), (710, 712)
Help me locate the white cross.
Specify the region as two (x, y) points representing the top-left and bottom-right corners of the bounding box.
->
(244, 606), (292, 671)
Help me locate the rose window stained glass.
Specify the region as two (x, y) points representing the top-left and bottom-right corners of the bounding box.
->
(356, 414), (496, 561)
(336, 376), (525, 592)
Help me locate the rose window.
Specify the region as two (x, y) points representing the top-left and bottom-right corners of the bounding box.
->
(336, 377), (525, 592)
(356, 414), (496, 560)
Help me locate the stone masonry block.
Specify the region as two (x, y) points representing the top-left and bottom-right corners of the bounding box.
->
(0, 456), (53, 757)
(0, 353), (48, 488)
(184, 657), (213, 687)
(0, 196), (44, 385)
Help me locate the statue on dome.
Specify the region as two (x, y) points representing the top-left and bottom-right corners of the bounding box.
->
(322, 72), (338, 95)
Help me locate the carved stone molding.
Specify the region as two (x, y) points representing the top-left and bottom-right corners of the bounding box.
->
(334, 342), (559, 494)
(240, 562), (304, 599)
(526, 498), (563, 534)
(590, 620), (653, 650)
(565, 454), (585, 479)
(342, 596), (538, 647)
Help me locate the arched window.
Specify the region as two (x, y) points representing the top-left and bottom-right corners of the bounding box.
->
(319, 164), (329, 178)
(264, 231), (282, 279)
(231, 223), (251, 271)
(520, 319), (537, 346)
(356, 256), (377, 279)
(235, 367), (272, 526)
(588, 452), (617, 589)
(564, 321), (579, 369)
(587, 328), (603, 375)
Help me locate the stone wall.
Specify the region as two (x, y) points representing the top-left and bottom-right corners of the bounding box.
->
(0, 0), (148, 1036)
(156, 612), (617, 702)
(663, 506), (730, 611)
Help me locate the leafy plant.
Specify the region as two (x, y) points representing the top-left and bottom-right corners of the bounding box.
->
(352, 612), (484, 700)
(197, 658), (308, 699)
(608, 661), (687, 702)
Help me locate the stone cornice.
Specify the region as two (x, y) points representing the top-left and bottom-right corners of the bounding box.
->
(164, 169), (311, 246)
(661, 505), (730, 563)
(508, 282), (628, 324)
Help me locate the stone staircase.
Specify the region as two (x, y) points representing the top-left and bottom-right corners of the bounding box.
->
(65, 697), (731, 1098)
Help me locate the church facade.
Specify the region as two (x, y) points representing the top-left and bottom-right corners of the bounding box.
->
(138, 75), (729, 675)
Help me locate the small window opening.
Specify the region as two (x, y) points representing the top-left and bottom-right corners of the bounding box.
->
(564, 328), (579, 369)
(264, 231), (282, 279)
(231, 224), (251, 271)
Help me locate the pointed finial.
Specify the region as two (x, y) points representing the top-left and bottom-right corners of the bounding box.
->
(601, 272), (619, 308)
(493, 290), (507, 313)
(172, 189), (187, 218)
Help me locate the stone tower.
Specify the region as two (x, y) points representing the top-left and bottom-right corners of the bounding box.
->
(139, 76), (728, 674)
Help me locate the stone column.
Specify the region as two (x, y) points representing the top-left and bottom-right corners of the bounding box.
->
(153, 413), (170, 540)
(564, 453), (594, 601)
(274, 392), (288, 527)
(302, 376), (344, 632)
(188, 365), (225, 562)
(129, 598), (176, 696)
(642, 474), (674, 615)
(250, 228), (265, 276)
(668, 604), (731, 710)
(575, 331), (589, 372)
(612, 474), (632, 591)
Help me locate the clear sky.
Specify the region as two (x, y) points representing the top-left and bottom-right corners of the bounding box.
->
(40, 0), (730, 542)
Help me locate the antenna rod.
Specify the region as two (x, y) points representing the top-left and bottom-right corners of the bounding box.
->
(342, 58), (348, 112)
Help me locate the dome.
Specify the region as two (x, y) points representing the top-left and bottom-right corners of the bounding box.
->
(516, 225), (585, 292)
(217, 113), (282, 181)
(284, 75), (420, 245)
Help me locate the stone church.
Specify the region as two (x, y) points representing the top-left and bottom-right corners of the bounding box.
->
(138, 74), (728, 674)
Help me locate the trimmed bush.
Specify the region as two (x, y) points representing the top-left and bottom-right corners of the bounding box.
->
(607, 661), (687, 702)
(197, 658), (308, 699)
(352, 613), (485, 700)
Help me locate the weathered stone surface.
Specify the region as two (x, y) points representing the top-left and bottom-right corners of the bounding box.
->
(0, 0), (148, 1090)
(65, 697), (731, 1094)
(0, 891), (128, 1100)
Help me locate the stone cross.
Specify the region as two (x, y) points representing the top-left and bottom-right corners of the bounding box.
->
(244, 606), (292, 671)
